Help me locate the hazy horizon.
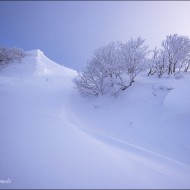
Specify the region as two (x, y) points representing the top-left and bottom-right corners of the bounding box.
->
(1, 1), (190, 70)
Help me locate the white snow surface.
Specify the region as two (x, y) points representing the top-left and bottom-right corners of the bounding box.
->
(0, 50), (190, 188)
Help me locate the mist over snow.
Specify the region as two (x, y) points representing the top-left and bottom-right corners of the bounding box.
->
(0, 50), (190, 189)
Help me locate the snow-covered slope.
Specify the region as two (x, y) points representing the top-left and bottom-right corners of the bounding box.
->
(0, 49), (75, 78)
(0, 50), (190, 188)
(71, 75), (190, 165)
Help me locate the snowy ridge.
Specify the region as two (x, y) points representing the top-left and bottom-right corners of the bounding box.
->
(0, 49), (76, 78)
(26, 49), (76, 77)
(0, 50), (190, 188)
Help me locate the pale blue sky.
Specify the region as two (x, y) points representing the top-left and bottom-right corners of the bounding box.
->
(1, 1), (190, 70)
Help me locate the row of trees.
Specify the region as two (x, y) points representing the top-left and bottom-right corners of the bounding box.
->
(0, 47), (25, 66)
(73, 37), (148, 96)
(148, 34), (190, 78)
(74, 34), (190, 97)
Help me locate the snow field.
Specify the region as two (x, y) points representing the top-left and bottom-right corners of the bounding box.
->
(0, 50), (190, 188)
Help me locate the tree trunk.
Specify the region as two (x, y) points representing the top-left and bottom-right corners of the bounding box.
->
(148, 69), (152, 76)
(168, 65), (172, 75)
(173, 64), (176, 73)
(184, 63), (190, 72)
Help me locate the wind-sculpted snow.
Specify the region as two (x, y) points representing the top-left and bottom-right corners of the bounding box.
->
(164, 75), (190, 116)
(0, 49), (76, 78)
(0, 50), (190, 188)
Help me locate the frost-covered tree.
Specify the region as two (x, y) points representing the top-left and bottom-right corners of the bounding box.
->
(162, 34), (190, 74)
(120, 37), (149, 86)
(73, 42), (124, 96)
(184, 56), (190, 72)
(148, 48), (168, 78)
(155, 50), (168, 78)
(0, 47), (25, 66)
(0, 47), (8, 64)
(148, 47), (158, 76)
(73, 37), (149, 97)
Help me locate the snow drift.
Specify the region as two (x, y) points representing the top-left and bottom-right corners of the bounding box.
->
(0, 50), (190, 189)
